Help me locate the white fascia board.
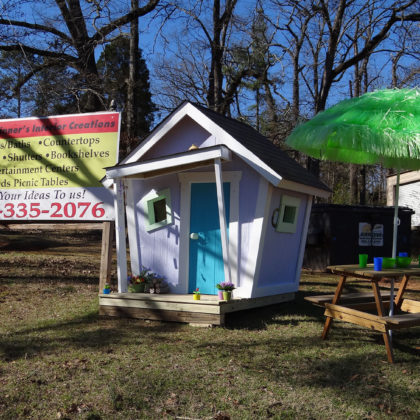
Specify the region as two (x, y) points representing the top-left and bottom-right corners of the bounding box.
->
(120, 102), (195, 165)
(106, 145), (231, 179)
(278, 179), (331, 198)
(185, 106), (283, 186)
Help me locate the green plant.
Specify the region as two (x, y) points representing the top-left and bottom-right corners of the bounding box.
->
(104, 283), (111, 290)
(216, 282), (235, 291)
(127, 266), (153, 286)
(193, 288), (200, 295)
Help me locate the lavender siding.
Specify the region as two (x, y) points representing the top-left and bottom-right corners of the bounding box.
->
(129, 174), (182, 292)
(142, 116), (217, 160)
(257, 189), (308, 289)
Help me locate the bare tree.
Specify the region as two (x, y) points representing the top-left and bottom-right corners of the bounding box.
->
(267, 0), (420, 177)
(154, 0), (262, 115)
(0, 0), (160, 112)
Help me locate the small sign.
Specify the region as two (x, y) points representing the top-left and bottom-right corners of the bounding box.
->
(358, 222), (384, 247)
(371, 224), (384, 246)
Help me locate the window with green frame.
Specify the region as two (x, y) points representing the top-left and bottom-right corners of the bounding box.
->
(275, 195), (301, 234)
(143, 188), (172, 232)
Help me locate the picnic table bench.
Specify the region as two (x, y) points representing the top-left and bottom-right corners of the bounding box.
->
(305, 264), (420, 363)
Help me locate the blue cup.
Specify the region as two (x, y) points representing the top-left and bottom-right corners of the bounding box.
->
(398, 252), (408, 257)
(374, 257), (383, 271)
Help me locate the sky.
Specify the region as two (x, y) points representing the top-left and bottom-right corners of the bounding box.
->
(0, 0), (418, 121)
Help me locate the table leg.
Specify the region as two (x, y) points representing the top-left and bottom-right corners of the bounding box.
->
(322, 275), (346, 340)
(372, 281), (394, 363)
(394, 275), (409, 312)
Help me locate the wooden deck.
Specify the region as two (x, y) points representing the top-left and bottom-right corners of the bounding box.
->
(99, 292), (295, 326)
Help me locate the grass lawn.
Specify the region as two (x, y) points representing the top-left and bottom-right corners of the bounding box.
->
(0, 230), (419, 419)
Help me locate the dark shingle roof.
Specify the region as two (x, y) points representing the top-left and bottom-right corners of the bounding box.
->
(193, 103), (330, 192)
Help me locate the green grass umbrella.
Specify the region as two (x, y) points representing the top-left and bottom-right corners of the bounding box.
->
(286, 88), (420, 317)
(286, 88), (420, 170)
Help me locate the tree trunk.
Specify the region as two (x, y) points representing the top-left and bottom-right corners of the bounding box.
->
(126, 0), (139, 152)
(350, 164), (358, 204)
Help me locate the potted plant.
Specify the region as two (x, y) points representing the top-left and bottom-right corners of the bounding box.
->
(127, 267), (151, 293)
(193, 288), (201, 300)
(103, 283), (111, 294)
(217, 282), (236, 301)
(216, 283), (224, 300)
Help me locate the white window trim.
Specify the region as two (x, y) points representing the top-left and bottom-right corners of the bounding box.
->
(275, 195), (301, 234)
(141, 188), (173, 232)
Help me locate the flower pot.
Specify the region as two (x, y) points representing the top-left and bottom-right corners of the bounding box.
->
(128, 283), (145, 293)
(103, 288), (111, 294)
(222, 291), (232, 301)
(218, 290), (224, 300)
(193, 294), (201, 300)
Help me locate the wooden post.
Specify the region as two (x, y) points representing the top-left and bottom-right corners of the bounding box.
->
(99, 221), (115, 293)
(114, 179), (128, 292)
(214, 158), (231, 284)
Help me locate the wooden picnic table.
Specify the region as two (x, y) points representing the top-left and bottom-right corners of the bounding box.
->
(305, 264), (420, 363)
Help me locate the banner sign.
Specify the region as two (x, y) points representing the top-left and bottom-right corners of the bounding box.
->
(0, 112), (120, 221)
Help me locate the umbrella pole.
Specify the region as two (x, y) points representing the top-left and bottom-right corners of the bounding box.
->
(392, 169), (400, 260)
(389, 169), (400, 338)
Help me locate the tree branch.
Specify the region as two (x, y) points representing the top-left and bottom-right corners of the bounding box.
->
(332, 11), (420, 78)
(0, 44), (75, 61)
(0, 19), (72, 43)
(92, 0), (160, 43)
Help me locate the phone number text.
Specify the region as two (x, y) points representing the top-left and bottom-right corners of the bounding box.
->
(0, 202), (105, 219)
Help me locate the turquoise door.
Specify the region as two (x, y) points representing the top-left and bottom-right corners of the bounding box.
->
(188, 182), (230, 294)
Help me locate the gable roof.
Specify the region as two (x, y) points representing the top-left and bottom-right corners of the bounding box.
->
(118, 101), (330, 196)
(192, 103), (330, 193)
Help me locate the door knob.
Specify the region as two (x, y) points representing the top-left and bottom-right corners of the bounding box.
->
(190, 232), (199, 240)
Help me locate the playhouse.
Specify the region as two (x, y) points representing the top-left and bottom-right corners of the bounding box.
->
(100, 102), (330, 324)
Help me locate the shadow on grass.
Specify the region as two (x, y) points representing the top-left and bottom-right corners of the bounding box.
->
(225, 291), (325, 330)
(0, 274), (101, 285)
(0, 311), (184, 362)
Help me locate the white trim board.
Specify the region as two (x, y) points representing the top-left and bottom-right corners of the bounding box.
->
(238, 177), (271, 299)
(214, 158), (232, 284)
(114, 179), (128, 293)
(294, 196), (313, 285)
(278, 179), (330, 199)
(106, 145), (231, 180)
(177, 171), (242, 294)
(249, 180), (273, 298)
(125, 179), (140, 276)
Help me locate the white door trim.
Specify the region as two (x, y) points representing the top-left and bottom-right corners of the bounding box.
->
(178, 171), (242, 293)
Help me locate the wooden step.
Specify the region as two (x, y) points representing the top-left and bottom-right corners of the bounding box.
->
(98, 292), (295, 325)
